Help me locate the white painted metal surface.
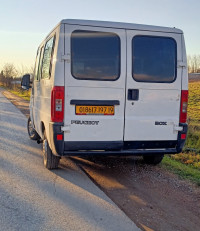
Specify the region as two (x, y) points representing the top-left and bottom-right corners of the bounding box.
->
(124, 30), (183, 141)
(61, 19), (183, 34)
(64, 24), (126, 142)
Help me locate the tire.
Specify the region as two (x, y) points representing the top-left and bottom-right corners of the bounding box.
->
(43, 132), (60, 169)
(27, 116), (40, 140)
(143, 154), (164, 165)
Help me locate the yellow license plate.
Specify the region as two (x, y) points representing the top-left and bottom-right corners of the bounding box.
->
(76, 105), (114, 115)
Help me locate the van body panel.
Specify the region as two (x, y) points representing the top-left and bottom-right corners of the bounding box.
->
(53, 24), (65, 87)
(61, 19), (183, 34)
(64, 86), (125, 141)
(64, 24), (126, 142)
(124, 89), (180, 140)
(124, 30), (183, 141)
(31, 25), (63, 143)
(181, 35), (189, 90)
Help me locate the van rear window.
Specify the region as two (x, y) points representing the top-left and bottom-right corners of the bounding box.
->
(132, 36), (177, 83)
(71, 30), (120, 81)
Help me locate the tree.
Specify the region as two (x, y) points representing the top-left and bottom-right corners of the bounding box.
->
(0, 63), (18, 88)
(0, 63), (34, 89)
(17, 64), (34, 77)
(3, 63), (18, 78)
(187, 55), (200, 73)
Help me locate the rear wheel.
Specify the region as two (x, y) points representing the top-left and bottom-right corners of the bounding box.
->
(43, 133), (60, 169)
(143, 154), (164, 165)
(27, 116), (40, 140)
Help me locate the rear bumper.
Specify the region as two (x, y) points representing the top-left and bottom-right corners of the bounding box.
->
(49, 122), (188, 156)
(62, 148), (178, 156)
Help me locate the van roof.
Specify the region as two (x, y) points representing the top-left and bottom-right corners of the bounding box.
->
(60, 19), (183, 34)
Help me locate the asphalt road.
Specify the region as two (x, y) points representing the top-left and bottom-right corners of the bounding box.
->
(0, 88), (140, 231)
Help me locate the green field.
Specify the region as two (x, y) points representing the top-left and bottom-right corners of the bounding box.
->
(187, 81), (200, 122)
(182, 81), (200, 153)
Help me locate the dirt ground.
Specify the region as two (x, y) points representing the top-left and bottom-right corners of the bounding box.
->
(73, 156), (200, 231)
(3, 89), (200, 231)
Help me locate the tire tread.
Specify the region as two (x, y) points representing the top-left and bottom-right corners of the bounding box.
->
(143, 154), (164, 165)
(43, 133), (60, 169)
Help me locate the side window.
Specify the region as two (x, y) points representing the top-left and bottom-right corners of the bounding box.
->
(41, 36), (55, 79)
(71, 30), (120, 81)
(34, 47), (43, 81)
(34, 49), (39, 80)
(132, 36), (177, 83)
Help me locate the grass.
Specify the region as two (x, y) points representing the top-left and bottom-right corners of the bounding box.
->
(170, 152), (200, 169)
(184, 124), (200, 152)
(0, 84), (31, 101)
(187, 81), (200, 122)
(162, 156), (200, 186)
(8, 88), (31, 101)
(183, 81), (200, 152)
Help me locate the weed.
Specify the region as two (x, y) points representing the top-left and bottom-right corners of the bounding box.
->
(162, 156), (200, 186)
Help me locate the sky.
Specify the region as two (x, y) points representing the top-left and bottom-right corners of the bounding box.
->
(0, 0), (199, 72)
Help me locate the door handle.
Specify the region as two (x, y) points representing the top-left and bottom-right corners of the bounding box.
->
(128, 89), (139, 101)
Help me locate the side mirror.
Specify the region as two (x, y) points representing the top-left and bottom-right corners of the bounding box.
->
(21, 74), (31, 90)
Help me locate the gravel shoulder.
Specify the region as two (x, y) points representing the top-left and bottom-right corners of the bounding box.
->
(3, 89), (200, 231)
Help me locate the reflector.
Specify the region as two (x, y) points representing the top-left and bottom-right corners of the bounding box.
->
(181, 134), (186, 140)
(57, 134), (63, 141)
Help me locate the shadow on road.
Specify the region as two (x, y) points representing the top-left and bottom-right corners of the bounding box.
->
(71, 155), (200, 231)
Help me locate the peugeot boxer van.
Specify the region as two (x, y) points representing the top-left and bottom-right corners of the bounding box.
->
(22, 19), (188, 169)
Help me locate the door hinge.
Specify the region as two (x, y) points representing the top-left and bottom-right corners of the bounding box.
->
(177, 61), (186, 68)
(61, 125), (71, 133)
(61, 54), (70, 63)
(174, 125), (183, 132)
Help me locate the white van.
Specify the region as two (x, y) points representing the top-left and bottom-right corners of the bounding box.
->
(22, 19), (188, 169)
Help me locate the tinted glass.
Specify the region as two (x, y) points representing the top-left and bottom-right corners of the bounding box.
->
(41, 36), (55, 79)
(132, 36), (177, 82)
(71, 30), (120, 80)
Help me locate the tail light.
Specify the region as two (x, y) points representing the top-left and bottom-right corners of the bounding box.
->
(180, 90), (188, 123)
(51, 86), (64, 122)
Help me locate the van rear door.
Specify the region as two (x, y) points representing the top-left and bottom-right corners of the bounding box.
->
(64, 24), (126, 148)
(124, 30), (182, 142)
